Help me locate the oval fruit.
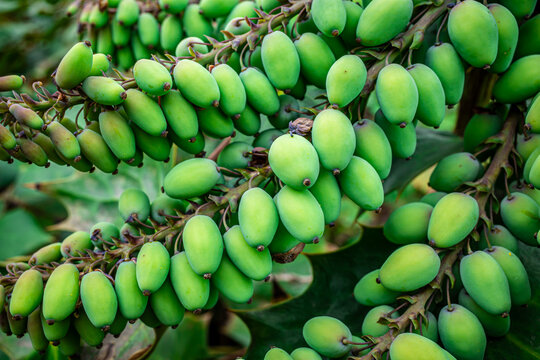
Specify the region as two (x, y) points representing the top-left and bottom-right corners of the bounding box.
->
(294, 33), (335, 89)
(163, 158), (220, 199)
(429, 152), (481, 192)
(356, 0), (413, 46)
(80, 271), (117, 329)
(238, 187), (279, 249)
(427, 193), (479, 248)
(211, 64), (246, 117)
(353, 269), (399, 306)
(425, 43), (465, 106)
(309, 170), (341, 225)
(115, 261), (148, 320)
(448, 0), (498, 68)
(261, 30), (300, 91)
(485, 246), (531, 306)
(150, 279), (185, 326)
(389, 333), (448, 360)
(438, 304), (486, 360)
(161, 90), (199, 140)
(311, 0), (346, 37)
(302, 316), (351, 358)
(240, 67), (280, 116)
(312, 109), (356, 173)
(383, 202), (433, 245)
(379, 243), (440, 292)
(82, 76), (126, 105)
(133, 59), (172, 96)
(460, 251), (511, 315)
(183, 215), (224, 277)
(269, 134), (320, 190)
(122, 89), (167, 136)
(174, 60), (220, 108)
(42, 264), (80, 323)
(327, 55), (367, 108)
(338, 156), (383, 211)
(458, 289), (510, 337)
(376, 64), (418, 126)
(275, 186), (325, 244)
(408, 63), (445, 128)
(488, 4), (519, 73)
(500, 192), (540, 245)
(9, 270), (43, 318)
(76, 129), (118, 173)
(118, 188), (150, 223)
(362, 305), (399, 337)
(170, 252), (210, 311)
(98, 111), (136, 161)
(60, 231), (92, 258)
(224, 225), (272, 281)
(212, 255), (253, 303)
(493, 55), (540, 103)
(55, 42), (93, 89)
(353, 120), (392, 179)
(136, 241), (170, 295)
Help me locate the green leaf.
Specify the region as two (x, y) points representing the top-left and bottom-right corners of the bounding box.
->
(0, 209), (53, 260)
(22, 158), (168, 232)
(150, 315), (209, 360)
(273, 254), (313, 298)
(80, 322), (155, 360)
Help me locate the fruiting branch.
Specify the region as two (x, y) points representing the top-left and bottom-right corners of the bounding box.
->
(350, 107), (520, 360)
(0, 166), (273, 290)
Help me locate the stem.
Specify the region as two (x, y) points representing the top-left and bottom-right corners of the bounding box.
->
(208, 136), (232, 161)
(455, 68), (497, 135)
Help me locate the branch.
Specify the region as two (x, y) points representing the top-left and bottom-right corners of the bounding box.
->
(471, 107), (520, 224)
